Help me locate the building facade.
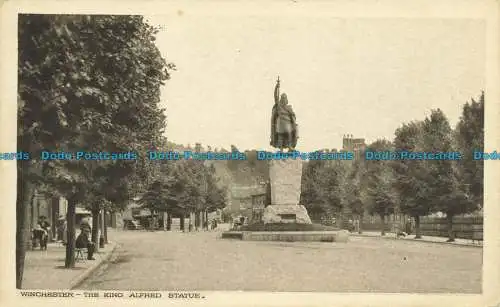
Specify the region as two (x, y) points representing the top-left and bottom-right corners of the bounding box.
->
(342, 134), (366, 160)
(27, 190), (95, 241)
(225, 184), (266, 223)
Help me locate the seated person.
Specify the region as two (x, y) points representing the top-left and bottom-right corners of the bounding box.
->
(75, 230), (95, 260)
(32, 224), (48, 250)
(80, 217), (91, 233)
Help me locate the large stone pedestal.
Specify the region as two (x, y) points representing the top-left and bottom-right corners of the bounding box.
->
(262, 159), (312, 224)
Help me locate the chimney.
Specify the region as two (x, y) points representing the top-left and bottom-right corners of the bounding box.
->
(195, 143), (201, 153)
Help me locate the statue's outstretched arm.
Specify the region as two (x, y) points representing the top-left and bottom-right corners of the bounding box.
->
(274, 80), (280, 104)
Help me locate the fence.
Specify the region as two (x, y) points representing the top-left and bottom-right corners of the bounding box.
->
(359, 215), (483, 240)
(312, 212), (483, 240)
(420, 216), (483, 240)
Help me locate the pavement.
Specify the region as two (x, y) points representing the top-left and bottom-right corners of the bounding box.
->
(22, 231), (117, 290)
(350, 231), (483, 247)
(78, 229), (481, 293)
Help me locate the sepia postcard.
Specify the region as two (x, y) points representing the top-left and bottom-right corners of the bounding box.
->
(1, 0), (499, 307)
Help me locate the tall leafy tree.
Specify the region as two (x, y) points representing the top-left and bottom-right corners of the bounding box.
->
(434, 94), (485, 241)
(455, 92), (484, 206)
(421, 109), (465, 241)
(301, 160), (330, 220)
(345, 157), (366, 233)
(363, 140), (398, 235)
(18, 14), (174, 281)
(392, 121), (431, 238)
(322, 160), (348, 227)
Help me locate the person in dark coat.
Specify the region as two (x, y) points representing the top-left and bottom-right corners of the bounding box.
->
(38, 216), (51, 243)
(80, 217), (91, 234)
(32, 224), (48, 250)
(76, 229), (95, 260)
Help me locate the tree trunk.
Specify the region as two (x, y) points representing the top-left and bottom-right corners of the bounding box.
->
(65, 198), (77, 268)
(336, 212), (343, 229)
(166, 211), (172, 231)
(205, 210), (209, 230)
(358, 213), (363, 234)
(100, 209), (106, 245)
(189, 211), (194, 232)
(104, 210), (108, 244)
(380, 214), (386, 236)
(16, 178), (35, 289)
(91, 207), (100, 252)
(180, 213), (185, 231)
(194, 210), (200, 230)
(446, 213), (455, 242)
(414, 215), (422, 239)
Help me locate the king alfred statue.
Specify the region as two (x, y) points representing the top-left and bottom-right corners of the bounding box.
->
(270, 77), (298, 151)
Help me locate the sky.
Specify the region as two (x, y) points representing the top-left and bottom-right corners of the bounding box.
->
(145, 14), (485, 152)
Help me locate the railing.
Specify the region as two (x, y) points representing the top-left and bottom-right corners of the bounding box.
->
(314, 214), (483, 240)
(420, 217), (483, 240)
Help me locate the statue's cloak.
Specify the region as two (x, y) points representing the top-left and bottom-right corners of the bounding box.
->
(270, 103), (298, 148)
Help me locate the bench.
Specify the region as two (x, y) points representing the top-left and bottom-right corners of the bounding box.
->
(75, 246), (102, 262)
(75, 248), (87, 262)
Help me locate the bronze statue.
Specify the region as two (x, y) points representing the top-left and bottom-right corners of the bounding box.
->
(270, 77), (298, 151)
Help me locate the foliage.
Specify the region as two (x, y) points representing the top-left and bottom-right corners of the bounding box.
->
(455, 92), (484, 206)
(301, 159), (347, 218)
(139, 160), (227, 217)
(363, 140), (398, 218)
(392, 121), (433, 218)
(345, 157), (366, 218)
(420, 109), (470, 217)
(18, 14), (175, 272)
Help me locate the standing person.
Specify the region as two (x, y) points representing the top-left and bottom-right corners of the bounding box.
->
(32, 224), (48, 250)
(38, 216), (51, 240)
(354, 219), (360, 233)
(38, 216), (51, 245)
(405, 218), (412, 235)
(62, 219), (68, 246)
(56, 215), (65, 241)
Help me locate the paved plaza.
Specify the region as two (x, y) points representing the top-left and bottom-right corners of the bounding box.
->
(78, 230), (482, 293)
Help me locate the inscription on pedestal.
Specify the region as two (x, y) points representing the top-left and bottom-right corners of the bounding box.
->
(279, 214), (297, 221)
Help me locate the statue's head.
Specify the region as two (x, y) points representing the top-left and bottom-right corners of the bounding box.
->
(280, 93), (288, 105)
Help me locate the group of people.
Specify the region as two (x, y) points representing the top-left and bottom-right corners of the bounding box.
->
(31, 215), (96, 260)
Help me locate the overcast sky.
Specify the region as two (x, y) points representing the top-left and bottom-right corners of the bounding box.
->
(145, 14), (485, 152)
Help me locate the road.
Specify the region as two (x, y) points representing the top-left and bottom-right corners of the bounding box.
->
(79, 229), (482, 293)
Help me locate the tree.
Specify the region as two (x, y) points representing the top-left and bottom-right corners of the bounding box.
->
(301, 160), (330, 220)
(205, 164), (228, 216)
(345, 157), (366, 233)
(322, 161), (348, 227)
(435, 94), (485, 241)
(17, 14), (174, 279)
(363, 140), (398, 235)
(455, 92), (484, 206)
(421, 109), (465, 241)
(392, 121), (431, 238)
